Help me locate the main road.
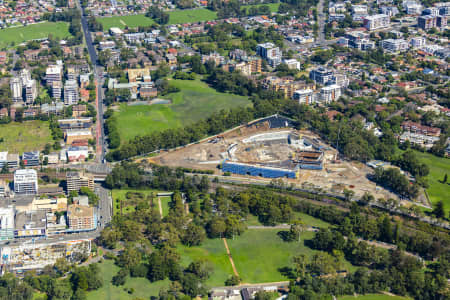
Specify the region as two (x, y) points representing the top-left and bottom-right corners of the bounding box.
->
(77, 0), (107, 163)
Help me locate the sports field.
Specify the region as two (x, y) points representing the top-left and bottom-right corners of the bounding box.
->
(227, 229), (356, 283)
(97, 14), (155, 30)
(413, 151), (450, 213)
(168, 8), (217, 24)
(87, 260), (170, 300)
(0, 22), (71, 48)
(114, 79), (251, 141)
(0, 121), (53, 153)
(339, 294), (411, 300)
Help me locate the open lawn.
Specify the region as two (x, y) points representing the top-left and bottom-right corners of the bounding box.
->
(178, 238), (234, 287)
(114, 78), (251, 141)
(160, 195), (171, 217)
(97, 14), (154, 30)
(87, 260), (170, 300)
(227, 229), (356, 283)
(339, 294), (411, 300)
(168, 9), (217, 24)
(241, 3), (280, 13)
(246, 213), (330, 228)
(0, 22), (71, 48)
(413, 151), (450, 213)
(112, 189), (164, 215)
(0, 121), (52, 153)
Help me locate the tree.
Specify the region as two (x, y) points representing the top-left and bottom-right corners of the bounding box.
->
(225, 275), (240, 286)
(182, 223), (206, 246)
(433, 201), (445, 219)
(292, 254), (307, 280)
(186, 259), (213, 281)
(288, 220), (306, 242)
(343, 189), (355, 201)
(112, 269), (128, 286)
(207, 218), (226, 238)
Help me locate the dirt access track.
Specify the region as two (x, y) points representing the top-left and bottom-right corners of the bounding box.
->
(148, 123), (400, 202)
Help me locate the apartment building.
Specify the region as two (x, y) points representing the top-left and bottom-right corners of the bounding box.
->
(10, 77), (22, 103)
(256, 42), (282, 67)
(320, 84), (342, 104)
(24, 79), (37, 104)
(418, 15), (437, 29)
(381, 39), (409, 52)
(51, 80), (62, 100)
(363, 14), (390, 30)
(46, 65), (63, 86)
(14, 169), (38, 195)
(0, 207), (15, 240)
(402, 121), (441, 136)
(293, 89), (315, 105)
(64, 80), (79, 105)
(67, 204), (95, 230)
(309, 67), (334, 85)
(66, 171), (94, 192)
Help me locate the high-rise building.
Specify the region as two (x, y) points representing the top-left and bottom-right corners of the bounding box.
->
(46, 65), (63, 86)
(20, 69), (31, 85)
(256, 43), (282, 67)
(64, 80), (79, 105)
(66, 171), (94, 192)
(10, 77), (22, 103)
(51, 80), (62, 101)
(14, 169), (38, 195)
(0, 207), (15, 240)
(24, 79), (37, 104)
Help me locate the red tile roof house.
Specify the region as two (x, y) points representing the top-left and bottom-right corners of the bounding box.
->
(402, 121), (441, 137)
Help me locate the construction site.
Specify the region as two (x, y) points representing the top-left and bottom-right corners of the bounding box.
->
(150, 115), (398, 201)
(0, 239), (91, 275)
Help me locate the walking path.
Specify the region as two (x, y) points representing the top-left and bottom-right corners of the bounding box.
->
(223, 238), (239, 277)
(158, 197), (163, 218)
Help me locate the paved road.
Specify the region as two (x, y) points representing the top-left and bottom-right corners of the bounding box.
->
(316, 0), (325, 45)
(78, 0), (107, 163)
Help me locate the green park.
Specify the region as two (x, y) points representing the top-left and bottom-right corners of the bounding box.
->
(113, 78), (251, 142)
(413, 151), (450, 212)
(0, 22), (71, 48)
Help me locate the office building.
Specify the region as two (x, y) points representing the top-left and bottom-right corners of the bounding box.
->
(0, 152), (19, 169)
(66, 171), (94, 192)
(64, 80), (79, 105)
(10, 77), (22, 103)
(256, 43), (282, 67)
(0, 207), (15, 240)
(309, 67), (334, 85)
(14, 211), (47, 237)
(22, 151), (40, 167)
(293, 89), (315, 105)
(381, 39), (409, 52)
(320, 85), (342, 103)
(14, 169), (38, 195)
(67, 204), (95, 230)
(363, 14), (390, 30)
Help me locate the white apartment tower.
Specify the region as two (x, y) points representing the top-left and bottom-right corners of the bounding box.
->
(10, 77), (22, 103)
(14, 169), (38, 195)
(64, 80), (79, 105)
(46, 65), (63, 86)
